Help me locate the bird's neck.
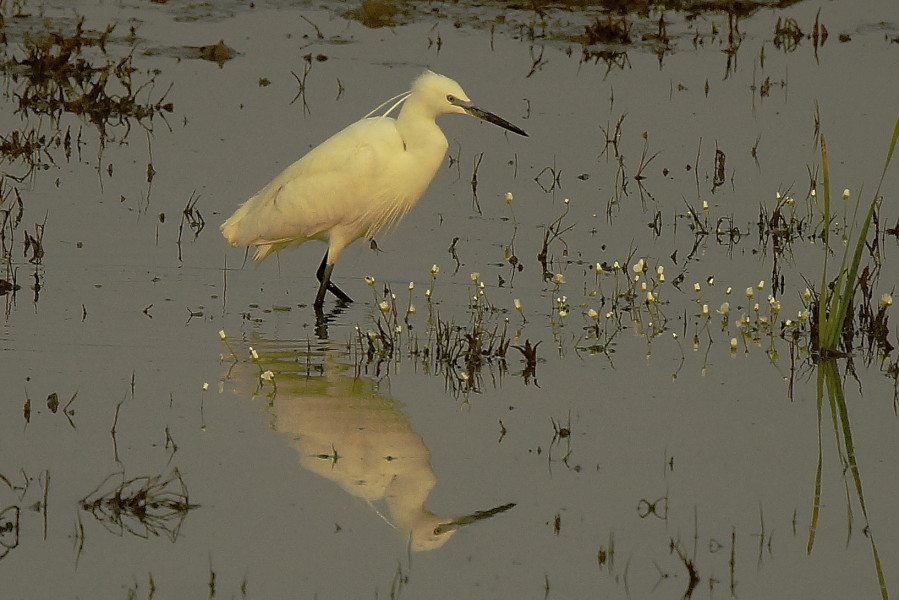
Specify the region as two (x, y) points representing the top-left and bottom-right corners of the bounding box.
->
(395, 99), (448, 152)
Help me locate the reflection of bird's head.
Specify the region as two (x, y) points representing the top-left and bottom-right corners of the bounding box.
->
(409, 502), (518, 551)
(407, 513), (458, 552)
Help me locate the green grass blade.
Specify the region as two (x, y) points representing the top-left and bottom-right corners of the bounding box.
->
(817, 135), (832, 349)
(880, 113), (899, 177)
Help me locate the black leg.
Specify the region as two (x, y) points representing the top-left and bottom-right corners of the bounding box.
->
(315, 250), (353, 306)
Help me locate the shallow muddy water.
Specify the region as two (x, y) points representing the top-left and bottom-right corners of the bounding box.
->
(1, 1), (898, 598)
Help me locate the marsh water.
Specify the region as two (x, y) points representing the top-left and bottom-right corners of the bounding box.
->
(1, 1), (898, 598)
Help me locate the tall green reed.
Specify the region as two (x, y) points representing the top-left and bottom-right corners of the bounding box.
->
(815, 114), (898, 354)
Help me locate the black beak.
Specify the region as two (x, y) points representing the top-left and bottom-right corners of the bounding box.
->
(465, 105), (529, 137)
(452, 97), (528, 137)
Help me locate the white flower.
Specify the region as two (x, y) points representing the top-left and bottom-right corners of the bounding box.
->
(505, 192), (514, 203)
(811, 189), (817, 198)
(842, 188), (850, 200)
(633, 259), (644, 274)
(408, 304), (416, 314)
(430, 264), (439, 278)
(646, 291), (656, 304)
(718, 302), (730, 315)
(881, 294), (893, 308)
(694, 282), (701, 292)
(612, 261), (621, 270)
(408, 281), (414, 290)
(261, 370), (274, 382)
(379, 301), (389, 313)
(559, 309), (568, 318)
(725, 287), (732, 295)
(470, 272), (480, 282)
(588, 308), (598, 320)
(595, 262), (603, 273)
(730, 338), (738, 350)
(798, 310), (809, 322)
(218, 329), (227, 340)
(553, 273), (566, 285)
(365, 276), (375, 286)
(757, 280), (765, 290)
(250, 347), (259, 360)
(702, 304), (709, 316)
(776, 191), (782, 200)
(202, 382), (209, 391)
(514, 298), (522, 311)
(746, 287), (754, 299)
(803, 288), (812, 300)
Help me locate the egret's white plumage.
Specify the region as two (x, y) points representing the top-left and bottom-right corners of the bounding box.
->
(222, 70), (527, 307)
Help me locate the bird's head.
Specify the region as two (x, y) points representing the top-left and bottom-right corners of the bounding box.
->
(411, 71), (471, 117)
(411, 70), (528, 137)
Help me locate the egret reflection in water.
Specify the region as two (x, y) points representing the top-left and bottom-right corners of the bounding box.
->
(221, 338), (514, 551)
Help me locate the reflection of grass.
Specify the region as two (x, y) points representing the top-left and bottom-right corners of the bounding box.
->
(808, 358), (887, 599)
(79, 469), (196, 542)
(806, 113), (897, 599)
(814, 115), (898, 355)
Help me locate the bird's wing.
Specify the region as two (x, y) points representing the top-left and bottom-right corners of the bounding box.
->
(222, 117), (409, 249)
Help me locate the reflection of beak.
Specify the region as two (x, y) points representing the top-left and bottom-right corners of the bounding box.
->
(433, 501), (517, 535)
(453, 98), (528, 137)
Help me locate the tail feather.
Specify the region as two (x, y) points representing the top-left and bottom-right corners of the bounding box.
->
(253, 243), (277, 263)
(221, 200), (254, 247)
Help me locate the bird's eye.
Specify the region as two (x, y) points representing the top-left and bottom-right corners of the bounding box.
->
(446, 94), (455, 104)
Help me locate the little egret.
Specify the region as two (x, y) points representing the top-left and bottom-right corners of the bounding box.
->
(221, 70), (527, 308)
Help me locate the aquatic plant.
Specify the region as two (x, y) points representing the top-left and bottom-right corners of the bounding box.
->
(814, 114), (898, 355)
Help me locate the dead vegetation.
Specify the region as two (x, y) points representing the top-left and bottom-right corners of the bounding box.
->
(0, 13), (175, 297)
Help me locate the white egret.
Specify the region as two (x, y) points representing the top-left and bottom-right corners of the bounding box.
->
(221, 70), (527, 308)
